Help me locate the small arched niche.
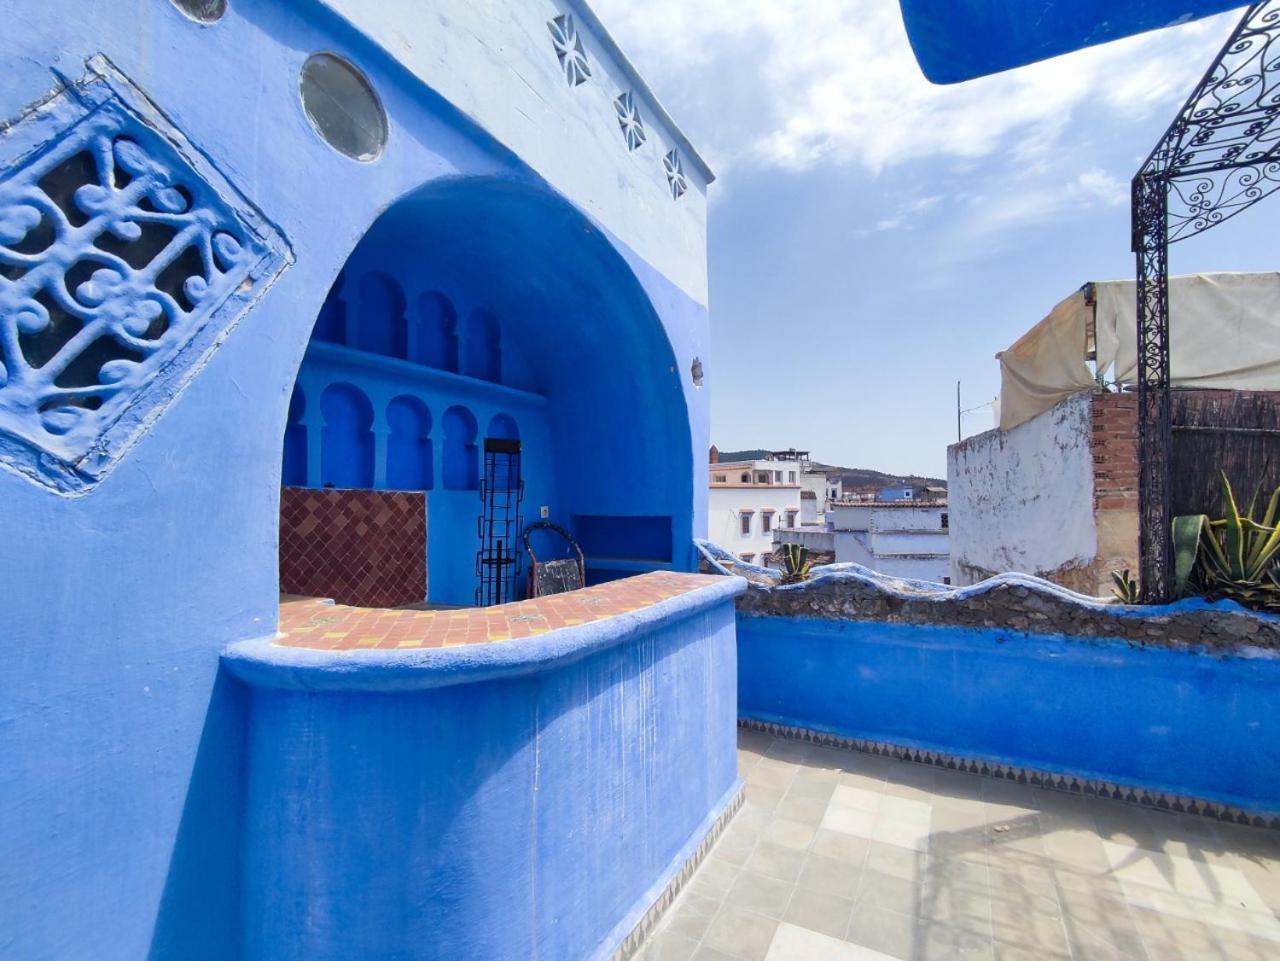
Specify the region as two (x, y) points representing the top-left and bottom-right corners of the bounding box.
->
(320, 383), (375, 488)
(386, 395), (433, 491)
(442, 405), (479, 490)
(412, 291), (459, 372)
(464, 308), (501, 383)
(354, 270), (408, 359)
(312, 270), (348, 345)
(281, 385), (308, 486)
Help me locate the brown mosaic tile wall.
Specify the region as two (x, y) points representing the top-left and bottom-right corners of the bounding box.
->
(279, 487), (426, 608)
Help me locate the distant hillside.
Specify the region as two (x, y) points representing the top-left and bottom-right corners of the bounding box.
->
(809, 462), (946, 491)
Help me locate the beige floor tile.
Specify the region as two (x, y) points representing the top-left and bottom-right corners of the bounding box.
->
(811, 828), (872, 866)
(915, 919), (995, 960)
(823, 806), (879, 840)
(783, 887), (855, 941)
(762, 817), (818, 852)
(856, 868), (922, 915)
(746, 842), (808, 884)
(765, 922), (905, 961)
(799, 853), (865, 900)
(775, 793), (831, 826)
(873, 816), (933, 853)
(832, 785), (885, 814)
(702, 908), (780, 961)
(788, 776), (839, 803)
(727, 871), (796, 920)
(638, 931), (701, 961)
(866, 839), (928, 883)
(848, 902), (916, 960)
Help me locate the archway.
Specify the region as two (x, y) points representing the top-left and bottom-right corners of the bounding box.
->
(279, 177), (693, 606)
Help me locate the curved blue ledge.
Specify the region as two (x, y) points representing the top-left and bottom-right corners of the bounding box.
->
(222, 575), (746, 692)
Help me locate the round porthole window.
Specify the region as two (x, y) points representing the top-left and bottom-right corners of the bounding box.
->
(299, 53), (388, 162)
(170, 0), (227, 22)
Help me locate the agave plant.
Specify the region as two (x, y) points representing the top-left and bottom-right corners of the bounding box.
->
(1173, 471), (1280, 611)
(1110, 569), (1140, 604)
(780, 543), (812, 584)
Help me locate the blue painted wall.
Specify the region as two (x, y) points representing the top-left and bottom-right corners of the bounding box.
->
(738, 614), (1280, 812)
(899, 0), (1246, 84)
(0, 2), (710, 959)
(224, 583), (743, 961)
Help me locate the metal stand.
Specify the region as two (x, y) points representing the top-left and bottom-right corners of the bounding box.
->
(475, 437), (524, 607)
(1132, 0), (1280, 601)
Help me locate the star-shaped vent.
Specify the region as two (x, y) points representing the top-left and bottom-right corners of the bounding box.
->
(615, 92), (647, 151)
(548, 14), (591, 87)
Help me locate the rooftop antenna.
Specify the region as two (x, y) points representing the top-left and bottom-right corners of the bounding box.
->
(956, 381), (961, 442)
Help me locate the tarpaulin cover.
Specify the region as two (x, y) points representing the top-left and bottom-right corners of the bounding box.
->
(997, 273), (1280, 430)
(899, 0), (1245, 84)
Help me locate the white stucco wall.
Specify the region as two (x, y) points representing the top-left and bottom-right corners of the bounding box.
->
(946, 390), (1096, 585)
(707, 485), (801, 564)
(326, 0), (711, 305)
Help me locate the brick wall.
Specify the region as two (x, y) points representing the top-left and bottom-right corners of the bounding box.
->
(280, 487), (427, 608)
(1090, 392), (1138, 511)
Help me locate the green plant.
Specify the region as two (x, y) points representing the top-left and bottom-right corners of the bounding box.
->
(780, 543), (812, 584)
(1173, 471), (1280, 611)
(1110, 569), (1140, 604)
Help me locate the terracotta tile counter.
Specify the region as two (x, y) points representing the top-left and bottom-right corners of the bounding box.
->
(276, 571), (726, 652)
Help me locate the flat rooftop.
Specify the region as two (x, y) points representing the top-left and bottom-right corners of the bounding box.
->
(638, 729), (1280, 961)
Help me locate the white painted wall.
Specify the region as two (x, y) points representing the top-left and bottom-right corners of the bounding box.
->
(946, 390), (1096, 584)
(827, 504), (951, 583)
(707, 485), (801, 565)
(326, 0), (711, 305)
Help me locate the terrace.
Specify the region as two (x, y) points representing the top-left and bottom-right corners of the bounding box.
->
(639, 728), (1280, 961)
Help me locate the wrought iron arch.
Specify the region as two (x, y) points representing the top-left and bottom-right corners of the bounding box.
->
(1132, 0), (1280, 601)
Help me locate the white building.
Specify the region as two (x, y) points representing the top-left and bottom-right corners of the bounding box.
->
(776, 501), (952, 583)
(707, 450), (803, 566)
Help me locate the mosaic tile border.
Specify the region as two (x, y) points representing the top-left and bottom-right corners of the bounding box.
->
(611, 783), (746, 961)
(739, 718), (1280, 831)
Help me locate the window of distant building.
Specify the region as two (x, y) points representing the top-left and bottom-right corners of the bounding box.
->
(762, 513), (772, 534)
(742, 553), (755, 563)
(943, 576), (952, 585)
(788, 471), (796, 483)
(756, 472), (769, 484)
(941, 512), (949, 530)
(740, 512), (753, 536)
(713, 474), (726, 483)
(741, 472), (751, 483)
(786, 511), (797, 529)
(774, 471), (782, 483)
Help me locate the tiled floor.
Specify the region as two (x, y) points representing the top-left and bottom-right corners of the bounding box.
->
(638, 730), (1280, 961)
(275, 572), (722, 650)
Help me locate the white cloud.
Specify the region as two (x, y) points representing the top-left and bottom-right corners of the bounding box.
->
(592, 0), (1234, 175)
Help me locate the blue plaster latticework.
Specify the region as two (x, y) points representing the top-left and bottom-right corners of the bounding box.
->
(0, 59), (290, 492)
(615, 92), (646, 151)
(549, 14), (592, 87)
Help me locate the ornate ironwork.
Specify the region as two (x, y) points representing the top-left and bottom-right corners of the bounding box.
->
(1132, 0), (1280, 601)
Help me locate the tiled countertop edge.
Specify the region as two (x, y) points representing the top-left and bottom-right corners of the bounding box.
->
(221, 575), (747, 692)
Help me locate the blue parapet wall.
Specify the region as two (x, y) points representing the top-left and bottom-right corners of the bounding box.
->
(899, 0), (1246, 84)
(737, 609), (1280, 816)
(223, 577), (745, 961)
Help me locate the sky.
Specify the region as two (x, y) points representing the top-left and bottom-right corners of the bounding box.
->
(591, 1), (1275, 478)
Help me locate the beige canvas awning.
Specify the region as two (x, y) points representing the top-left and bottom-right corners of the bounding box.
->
(997, 272), (1280, 430)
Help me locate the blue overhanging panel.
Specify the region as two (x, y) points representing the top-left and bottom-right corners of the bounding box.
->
(899, 0), (1248, 83)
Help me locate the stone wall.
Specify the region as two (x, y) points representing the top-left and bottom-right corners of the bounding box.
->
(731, 565), (1280, 652)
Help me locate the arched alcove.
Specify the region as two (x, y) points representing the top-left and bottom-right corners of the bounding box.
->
(282, 176), (693, 607)
(413, 291), (459, 372)
(464, 308), (501, 383)
(281, 386), (308, 486)
(313, 271), (347, 344)
(354, 270), (407, 359)
(487, 413), (518, 440)
(442, 405), (479, 491)
(320, 383), (374, 488)
(386, 395), (433, 491)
